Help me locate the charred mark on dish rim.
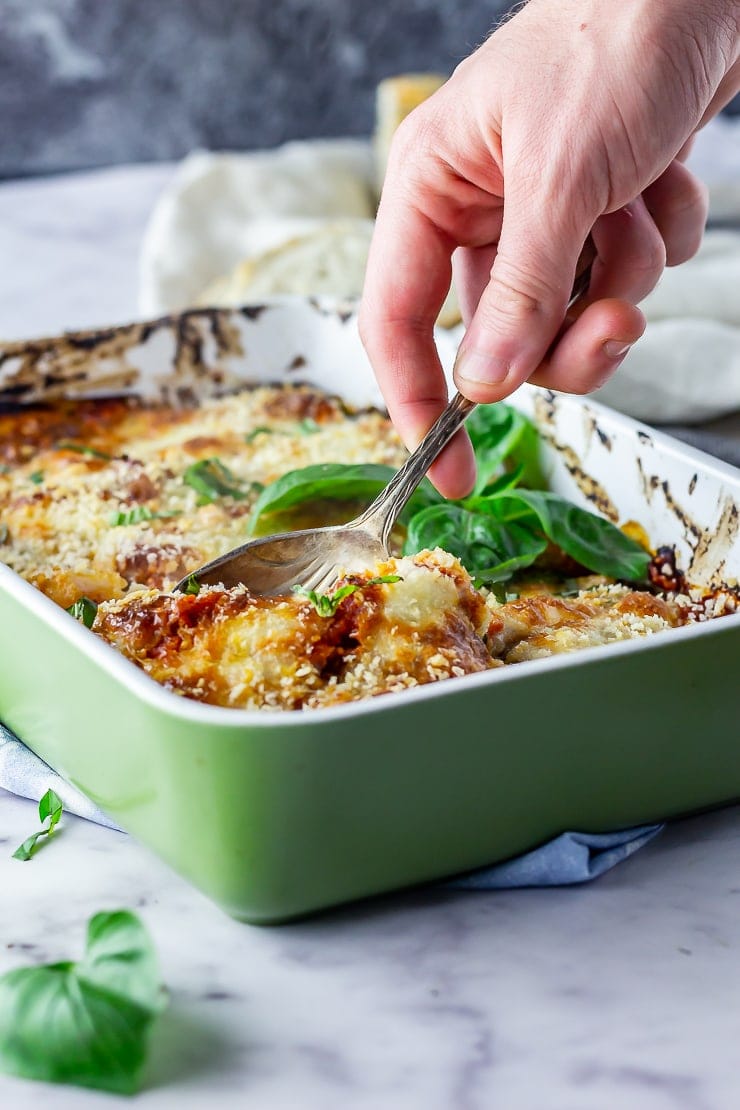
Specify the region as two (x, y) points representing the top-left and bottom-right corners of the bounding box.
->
(688, 473), (698, 495)
(287, 355), (307, 373)
(308, 297), (358, 322)
(0, 309), (248, 406)
(541, 436), (620, 522)
(240, 304), (269, 321)
(651, 476), (702, 544)
(637, 430), (653, 445)
(595, 425), (612, 450)
(583, 411), (613, 452)
(635, 458), (653, 503)
(688, 497), (738, 582)
(534, 391), (558, 427)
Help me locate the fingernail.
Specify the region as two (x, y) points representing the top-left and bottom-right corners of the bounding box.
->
(454, 349), (511, 385)
(603, 340), (632, 360)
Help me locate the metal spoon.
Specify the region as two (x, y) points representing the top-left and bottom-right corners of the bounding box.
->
(176, 247), (594, 597)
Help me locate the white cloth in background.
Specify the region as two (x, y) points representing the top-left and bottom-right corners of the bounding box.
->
(138, 139), (375, 316)
(139, 119), (740, 426)
(593, 231), (740, 423)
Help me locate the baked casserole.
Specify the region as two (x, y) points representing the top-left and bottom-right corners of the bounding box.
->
(0, 383), (735, 711)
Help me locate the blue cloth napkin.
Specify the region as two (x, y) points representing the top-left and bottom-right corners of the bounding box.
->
(0, 721), (662, 886)
(446, 824), (662, 888)
(1, 722), (122, 832)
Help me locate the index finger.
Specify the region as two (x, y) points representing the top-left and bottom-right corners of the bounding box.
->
(359, 189), (476, 500)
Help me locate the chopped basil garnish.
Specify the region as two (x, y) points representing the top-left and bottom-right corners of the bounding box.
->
(28, 470), (44, 485)
(294, 574), (402, 617)
(0, 910), (167, 1094)
(108, 506), (180, 527)
(183, 457), (252, 503)
(182, 574), (201, 595)
(56, 442), (111, 460)
(12, 789), (63, 861)
(245, 425), (281, 444)
(298, 418), (321, 435)
(66, 596), (98, 628)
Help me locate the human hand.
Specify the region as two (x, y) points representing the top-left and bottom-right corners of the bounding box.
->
(359, 0), (740, 497)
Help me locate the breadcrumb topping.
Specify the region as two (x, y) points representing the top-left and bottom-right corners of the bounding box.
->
(1, 385), (735, 712)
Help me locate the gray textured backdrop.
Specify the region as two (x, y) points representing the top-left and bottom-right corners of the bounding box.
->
(0, 0), (512, 177)
(1, 0), (737, 178)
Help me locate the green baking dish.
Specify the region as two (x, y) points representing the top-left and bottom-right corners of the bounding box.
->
(0, 300), (738, 923)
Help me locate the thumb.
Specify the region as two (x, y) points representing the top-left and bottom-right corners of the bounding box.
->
(454, 189), (590, 403)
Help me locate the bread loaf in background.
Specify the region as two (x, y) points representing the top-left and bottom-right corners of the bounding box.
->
(373, 73), (447, 191)
(197, 73), (462, 327)
(199, 219), (374, 305)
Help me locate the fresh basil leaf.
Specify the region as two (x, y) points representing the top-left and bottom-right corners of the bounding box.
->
(466, 404), (544, 495)
(182, 574), (201, 595)
(28, 470), (44, 485)
(249, 463), (441, 533)
(38, 788), (63, 826)
(66, 596), (98, 628)
(183, 457), (251, 503)
(298, 418), (321, 435)
(0, 910), (166, 1094)
(462, 463), (525, 507)
(495, 490), (651, 581)
(56, 442), (111, 460)
(12, 788), (63, 861)
(404, 503), (547, 583)
(81, 911), (167, 1016)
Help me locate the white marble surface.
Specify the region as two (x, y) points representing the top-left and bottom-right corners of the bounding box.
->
(1, 163), (740, 1109)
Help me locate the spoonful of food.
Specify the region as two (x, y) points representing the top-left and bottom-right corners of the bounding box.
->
(176, 242), (595, 598)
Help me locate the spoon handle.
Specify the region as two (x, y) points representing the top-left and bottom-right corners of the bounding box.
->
(355, 391), (476, 547)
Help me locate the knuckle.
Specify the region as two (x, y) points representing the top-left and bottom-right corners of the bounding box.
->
(480, 263), (558, 326)
(626, 228), (666, 279)
(389, 106), (443, 172)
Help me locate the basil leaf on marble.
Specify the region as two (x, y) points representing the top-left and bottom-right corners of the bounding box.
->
(0, 910), (167, 1094)
(12, 789), (63, 861)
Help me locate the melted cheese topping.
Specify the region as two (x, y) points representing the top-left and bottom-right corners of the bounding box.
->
(485, 585), (681, 663)
(92, 550), (685, 712)
(94, 551), (497, 711)
(0, 386), (406, 606)
(0, 384), (704, 712)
